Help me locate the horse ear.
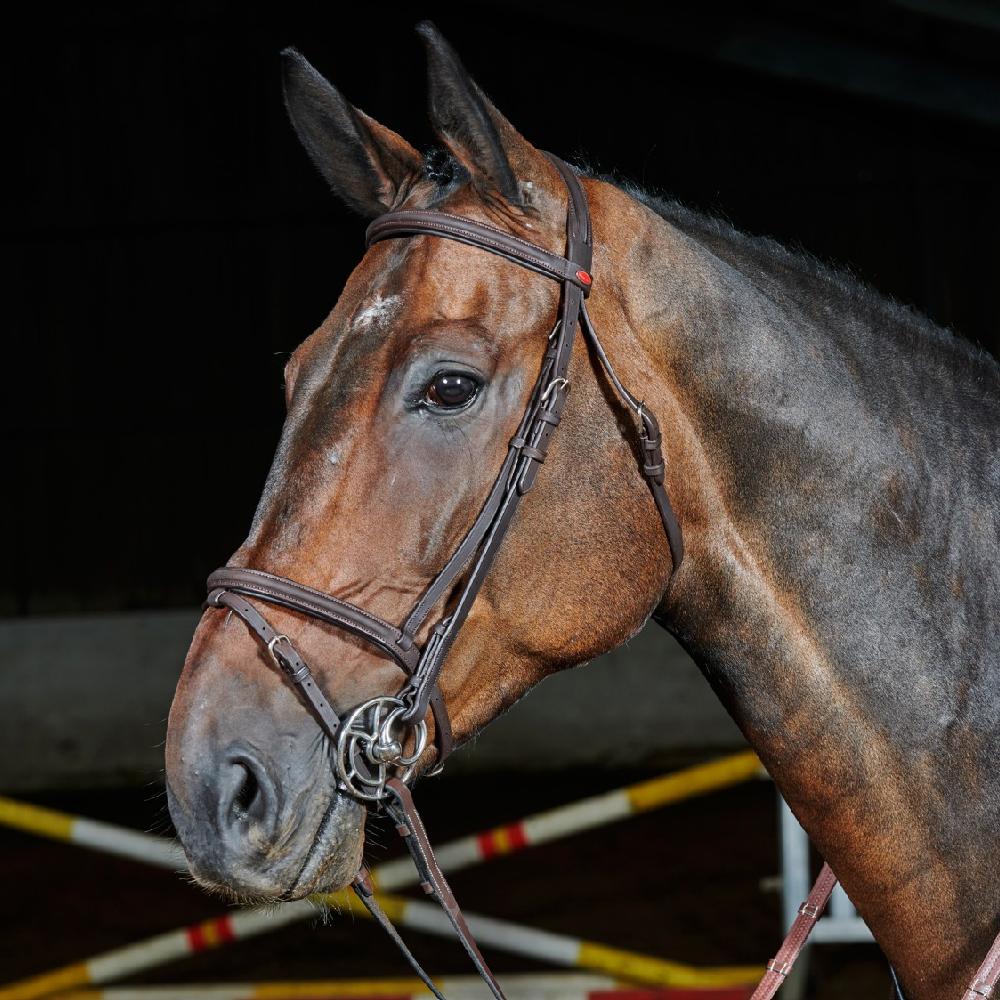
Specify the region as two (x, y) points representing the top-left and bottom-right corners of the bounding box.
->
(280, 47), (424, 218)
(415, 20), (541, 209)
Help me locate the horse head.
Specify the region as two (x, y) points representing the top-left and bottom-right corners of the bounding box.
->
(165, 21), (678, 902)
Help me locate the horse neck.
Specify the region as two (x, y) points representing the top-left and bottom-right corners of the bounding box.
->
(604, 197), (1000, 999)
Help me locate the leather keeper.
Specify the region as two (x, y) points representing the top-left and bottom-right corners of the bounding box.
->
(352, 868), (375, 897)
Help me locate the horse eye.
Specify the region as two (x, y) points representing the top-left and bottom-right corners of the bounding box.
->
(425, 372), (480, 409)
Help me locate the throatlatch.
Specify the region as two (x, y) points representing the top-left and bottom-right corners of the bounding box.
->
(205, 151), (683, 999)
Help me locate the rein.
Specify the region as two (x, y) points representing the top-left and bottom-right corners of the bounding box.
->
(752, 866), (1000, 1000)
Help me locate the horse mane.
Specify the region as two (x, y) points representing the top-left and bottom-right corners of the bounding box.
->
(569, 157), (999, 382)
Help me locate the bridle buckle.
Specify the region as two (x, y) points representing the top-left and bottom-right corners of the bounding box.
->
(266, 634), (290, 669)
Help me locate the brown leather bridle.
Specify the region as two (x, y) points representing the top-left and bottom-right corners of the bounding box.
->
(202, 151), (683, 998)
(206, 151), (682, 789)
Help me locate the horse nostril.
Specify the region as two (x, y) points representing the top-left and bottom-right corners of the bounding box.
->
(221, 752), (277, 833)
(234, 763), (260, 818)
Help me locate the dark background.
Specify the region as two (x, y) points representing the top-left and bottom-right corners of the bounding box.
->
(6, 0), (1000, 616)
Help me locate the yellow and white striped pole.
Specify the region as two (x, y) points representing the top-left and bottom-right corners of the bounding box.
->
(0, 797), (185, 870)
(47, 972), (754, 999)
(0, 886), (762, 999)
(0, 751), (762, 884)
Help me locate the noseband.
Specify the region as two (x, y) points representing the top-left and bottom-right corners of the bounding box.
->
(203, 151), (683, 999)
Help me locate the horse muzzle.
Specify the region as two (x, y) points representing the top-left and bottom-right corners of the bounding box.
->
(164, 637), (367, 901)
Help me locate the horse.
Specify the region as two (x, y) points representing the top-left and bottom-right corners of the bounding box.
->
(165, 20), (1000, 1000)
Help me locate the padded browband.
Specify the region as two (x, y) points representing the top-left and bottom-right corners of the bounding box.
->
(365, 211), (595, 295)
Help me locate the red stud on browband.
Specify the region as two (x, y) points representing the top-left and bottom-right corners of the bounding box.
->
(576, 269), (592, 286)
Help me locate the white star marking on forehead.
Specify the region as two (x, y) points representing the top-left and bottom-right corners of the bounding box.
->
(352, 293), (401, 331)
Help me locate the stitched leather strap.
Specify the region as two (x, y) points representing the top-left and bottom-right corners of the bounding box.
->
(385, 152), (594, 726)
(401, 319), (561, 640)
(964, 933), (1000, 998)
(366, 210), (593, 295)
(387, 155), (681, 727)
(750, 863), (1000, 1000)
(579, 300), (684, 568)
(352, 866), (448, 1000)
(207, 588), (344, 740)
(385, 778), (508, 1000)
(208, 567), (420, 672)
(398, 374), (576, 724)
(749, 862), (837, 1000)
